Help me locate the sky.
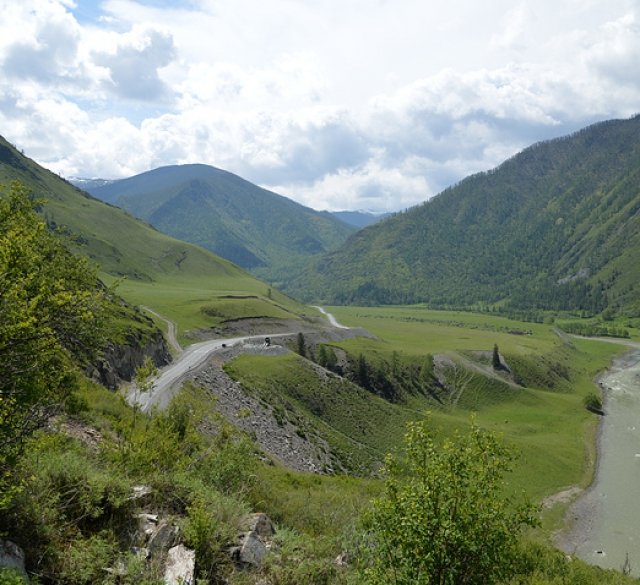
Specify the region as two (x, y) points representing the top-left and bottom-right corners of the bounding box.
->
(0, 0), (639, 212)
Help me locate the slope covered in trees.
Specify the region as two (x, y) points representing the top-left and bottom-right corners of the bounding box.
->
(286, 116), (640, 315)
(0, 183), (110, 502)
(83, 164), (355, 285)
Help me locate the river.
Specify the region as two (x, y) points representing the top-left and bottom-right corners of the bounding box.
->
(559, 345), (640, 575)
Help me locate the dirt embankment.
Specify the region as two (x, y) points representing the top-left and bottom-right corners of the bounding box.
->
(188, 324), (371, 473)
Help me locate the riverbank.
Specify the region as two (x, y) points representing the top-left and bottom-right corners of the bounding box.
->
(556, 343), (640, 573)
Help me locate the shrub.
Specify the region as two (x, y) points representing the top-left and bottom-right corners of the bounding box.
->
(583, 392), (603, 413)
(361, 417), (537, 585)
(0, 569), (27, 585)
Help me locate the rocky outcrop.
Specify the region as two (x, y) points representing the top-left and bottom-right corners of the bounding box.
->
(193, 361), (334, 473)
(164, 545), (195, 585)
(148, 521), (180, 557)
(230, 513), (276, 568)
(89, 329), (171, 389)
(0, 540), (28, 581)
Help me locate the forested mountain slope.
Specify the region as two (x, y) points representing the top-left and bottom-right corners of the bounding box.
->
(286, 116), (640, 315)
(85, 164), (355, 285)
(0, 137), (253, 283)
(0, 137), (312, 339)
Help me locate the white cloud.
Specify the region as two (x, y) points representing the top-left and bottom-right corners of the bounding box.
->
(93, 25), (177, 101)
(1, 0), (639, 212)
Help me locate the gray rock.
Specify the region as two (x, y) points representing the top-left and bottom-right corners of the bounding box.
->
(0, 540), (28, 580)
(164, 545), (195, 585)
(88, 329), (171, 389)
(238, 531), (266, 567)
(148, 521), (179, 556)
(136, 513), (159, 538)
(129, 485), (153, 502)
(242, 513), (275, 539)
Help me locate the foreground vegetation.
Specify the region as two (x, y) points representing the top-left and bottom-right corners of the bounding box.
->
(2, 180), (639, 583)
(1, 379), (638, 584)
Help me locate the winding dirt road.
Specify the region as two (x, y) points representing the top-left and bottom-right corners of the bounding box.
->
(312, 305), (349, 329)
(141, 305), (183, 356)
(128, 307), (348, 413)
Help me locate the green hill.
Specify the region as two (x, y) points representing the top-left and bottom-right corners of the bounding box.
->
(286, 116), (640, 316)
(0, 137), (311, 340)
(83, 164), (355, 286)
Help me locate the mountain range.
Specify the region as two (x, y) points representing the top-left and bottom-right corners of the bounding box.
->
(0, 139), (241, 284)
(284, 115), (640, 316)
(70, 176), (389, 229)
(80, 164), (354, 286)
(3, 115), (640, 318)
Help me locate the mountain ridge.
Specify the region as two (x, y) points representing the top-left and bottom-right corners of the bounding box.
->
(284, 115), (640, 315)
(83, 163), (355, 283)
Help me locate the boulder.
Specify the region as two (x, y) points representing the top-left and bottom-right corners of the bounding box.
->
(237, 531), (267, 567)
(136, 513), (159, 538)
(148, 521), (179, 557)
(230, 513), (276, 568)
(242, 513), (275, 540)
(164, 545), (195, 585)
(0, 540), (28, 580)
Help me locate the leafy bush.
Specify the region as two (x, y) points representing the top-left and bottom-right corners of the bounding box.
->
(361, 417), (537, 585)
(583, 392), (603, 413)
(0, 568), (27, 585)
(0, 182), (108, 505)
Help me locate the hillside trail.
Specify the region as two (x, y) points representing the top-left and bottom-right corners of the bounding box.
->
(128, 306), (350, 413)
(312, 305), (349, 329)
(141, 305), (183, 356)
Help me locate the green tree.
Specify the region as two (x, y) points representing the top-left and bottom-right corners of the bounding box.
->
(362, 417), (537, 585)
(317, 344), (328, 367)
(356, 354), (370, 390)
(296, 332), (306, 357)
(492, 343), (501, 370)
(0, 182), (107, 504)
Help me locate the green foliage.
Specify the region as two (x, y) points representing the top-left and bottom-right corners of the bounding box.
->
(557, 320), (630, 338)
(286, 116), (640, 315)
(193, 429), (257, 496)
(181, 495), (238, 581)
(107, 394), (203, 476)
(510, 541), (640, 584)
(296, 332), (307, 357)
(583, 392), (603, 413)
(492, 343), (501, 369)
(0, 182), (107, 504)
(259, 528), (347, 585)
(55, 533), (118, 585)
(361, 417), (538, 585)
(83, 163), (355, 283)
(0, 569), (27, 585)
(317, 344), (338, 371)
(224, 353), (418, 473)
(0, 436), (134, 582)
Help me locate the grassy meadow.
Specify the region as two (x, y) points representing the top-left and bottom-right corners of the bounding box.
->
(328, 307), (624, 501)
(228, 305), (625, 510)
(102, 273), (315, 345)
